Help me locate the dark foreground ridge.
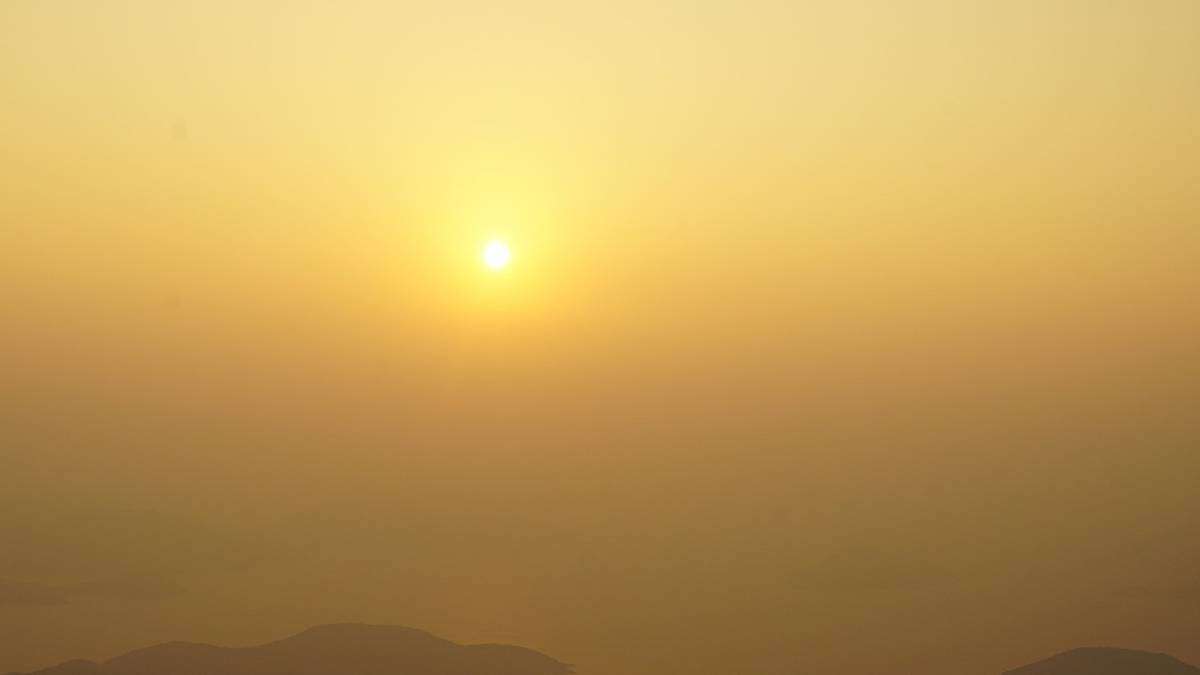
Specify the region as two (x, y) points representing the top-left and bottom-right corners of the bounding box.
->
(12, 623), (572, 675)
(1005, 647), (1200, 675)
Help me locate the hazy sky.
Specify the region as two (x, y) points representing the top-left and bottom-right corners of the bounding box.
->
(2, 2), (1199, 675)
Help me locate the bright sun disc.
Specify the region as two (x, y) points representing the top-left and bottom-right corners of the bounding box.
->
(482, 239), (512, 270)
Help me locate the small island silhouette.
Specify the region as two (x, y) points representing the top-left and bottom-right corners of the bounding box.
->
(1003, 647), (1199, 675)
(8, 624), (572, 675)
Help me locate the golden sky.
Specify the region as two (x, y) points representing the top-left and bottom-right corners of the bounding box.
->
(2, 2), (1199, 675)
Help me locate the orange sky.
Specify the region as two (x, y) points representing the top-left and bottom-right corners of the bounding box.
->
(2, 2), (1199, 674)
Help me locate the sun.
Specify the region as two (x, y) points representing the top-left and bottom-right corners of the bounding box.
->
(482, 239), (512, 270)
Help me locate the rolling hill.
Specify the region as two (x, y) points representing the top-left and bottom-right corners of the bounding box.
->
(12, 624), (571, 675)
(1004, 647), (1199, 675)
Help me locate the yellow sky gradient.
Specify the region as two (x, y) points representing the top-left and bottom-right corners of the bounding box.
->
(2, 3), (1199, 675)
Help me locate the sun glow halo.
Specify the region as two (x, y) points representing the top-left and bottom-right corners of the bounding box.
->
(482, 239), (512, 270)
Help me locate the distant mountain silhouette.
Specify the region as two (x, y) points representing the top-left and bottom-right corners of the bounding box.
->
(14, 624), (571, 675)
(1005, 647), (1199, 675)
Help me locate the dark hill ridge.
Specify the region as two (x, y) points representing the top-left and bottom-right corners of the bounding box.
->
(1004, 647), (1200, 675)
(17, 624), (571, 675)
(15, 632), (1197, 675)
